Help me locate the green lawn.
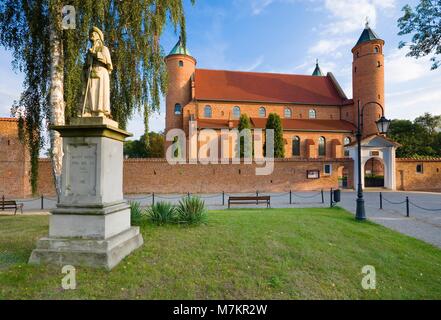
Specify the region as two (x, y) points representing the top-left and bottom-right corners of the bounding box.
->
(1, 207), (441, 299)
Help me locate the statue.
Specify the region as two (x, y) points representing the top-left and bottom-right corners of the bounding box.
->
(81, 26), (113, 118)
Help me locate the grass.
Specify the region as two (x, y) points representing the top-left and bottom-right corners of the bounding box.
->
(0, 207), (441, 299)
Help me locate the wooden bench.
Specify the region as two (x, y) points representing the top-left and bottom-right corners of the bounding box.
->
(1, 200), (23, 215)
(228, 196), (271, 209)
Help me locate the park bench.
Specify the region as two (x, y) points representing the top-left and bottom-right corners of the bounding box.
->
(1, 199), (23, 215)
(228, 196), (271, 209)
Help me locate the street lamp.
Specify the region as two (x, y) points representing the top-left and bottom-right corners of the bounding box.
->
(355, 101), (391, 221)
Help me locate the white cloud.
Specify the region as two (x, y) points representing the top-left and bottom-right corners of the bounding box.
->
(242, 55), (265, 71)
(308, 38), (353, 55)
(322, 0), (396, 35)
(385, 49), (432, 84)
(250, 0), (275, 15)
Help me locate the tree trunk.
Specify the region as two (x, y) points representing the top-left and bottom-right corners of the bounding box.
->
(49, 5), (65, 200)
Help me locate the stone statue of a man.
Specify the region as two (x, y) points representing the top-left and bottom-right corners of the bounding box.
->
(81, 26), (113, 117)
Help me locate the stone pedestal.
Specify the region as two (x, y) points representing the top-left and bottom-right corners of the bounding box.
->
(29, 118), (143, 270)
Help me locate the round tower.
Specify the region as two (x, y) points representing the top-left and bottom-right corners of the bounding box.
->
(165, 37), (196, 134)
(352, 22), (385, 136)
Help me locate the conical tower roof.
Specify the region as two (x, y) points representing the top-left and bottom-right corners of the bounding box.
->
(312, 60), (324, 76)
(168, 37), (192, 56)
(355, 21), (382, 46)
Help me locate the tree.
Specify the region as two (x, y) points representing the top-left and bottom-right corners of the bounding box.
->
(124, 132), (165, 158)
(398, 0), (441, 69)
(0, 0), (194, 195)
(415, 112), (441, 135)
(265, 113), (284, 158)
(237, 114), (252, 158)
(389, 113), (441, 158)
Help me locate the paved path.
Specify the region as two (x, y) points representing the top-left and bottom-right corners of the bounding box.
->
(7, 190), (441, 248)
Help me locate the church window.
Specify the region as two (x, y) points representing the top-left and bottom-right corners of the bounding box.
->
(179, 60), (184, 67)
(284, 108), (292, 119)
(374, 46), (379, 53)
(174, 103), (182, 115)
(259, 107), (266, 118)
(292, 136), (300, 156)
(344, 137), (351, 157)
(318, 137), (326, 157)
(204, 105), (212, 118)
(233, 106), (241, 119)
(309, 109), (317, 119)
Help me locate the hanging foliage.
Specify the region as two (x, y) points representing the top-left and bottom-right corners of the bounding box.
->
(0, 0), (194, 195)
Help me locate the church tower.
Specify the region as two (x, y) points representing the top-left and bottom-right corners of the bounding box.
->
(352, 22), (385, 136)
(165, 37), (196, 134)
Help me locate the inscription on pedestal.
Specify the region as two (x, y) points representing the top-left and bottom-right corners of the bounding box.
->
(67, 144), (97, 196)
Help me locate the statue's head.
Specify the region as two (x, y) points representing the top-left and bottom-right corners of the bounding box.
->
(89, 26), (104, 43)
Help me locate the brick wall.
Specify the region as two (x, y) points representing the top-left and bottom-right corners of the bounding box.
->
(35, 158), (353, 196)
(396, 159), (441, 192)
(18, 157), (441, 197)
(0, 118), (31, 198)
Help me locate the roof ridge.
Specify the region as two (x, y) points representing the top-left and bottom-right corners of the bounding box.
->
(196, 68), (325, 78)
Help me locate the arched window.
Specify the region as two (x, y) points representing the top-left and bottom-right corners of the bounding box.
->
(374, 46), (379, 53)
(344, 137), (351, 157)
(174, 103), (182, 115)
(233, 106), (241, 119)
(284, 108), (292, 119)
(179, 60), (184, 67)
(318, 137), (326, 157)
(309, 109), (317, 119)
(292, 136), (300, 156)
(259, 107), (266, 118)
(204, 105), (212, 118)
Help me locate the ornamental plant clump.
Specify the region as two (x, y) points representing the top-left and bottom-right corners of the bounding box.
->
(147, 202), (177, 225)
(175, 196), (208, 225)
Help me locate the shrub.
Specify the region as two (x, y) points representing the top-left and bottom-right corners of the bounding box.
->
(130, 201), (146, 226)
(176, 196), (207, 225)
(147, 202), (176, 225)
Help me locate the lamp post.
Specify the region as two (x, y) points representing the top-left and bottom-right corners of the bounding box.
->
(355, 100), (391, 221)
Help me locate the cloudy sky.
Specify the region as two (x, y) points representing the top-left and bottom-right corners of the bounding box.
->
(0, 0), (440, 140)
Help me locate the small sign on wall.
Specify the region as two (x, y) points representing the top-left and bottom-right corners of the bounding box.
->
(370, 151), (380, 157)
(307, 170), (320, 179)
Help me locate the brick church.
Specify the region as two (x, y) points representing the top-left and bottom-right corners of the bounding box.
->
(165, 23), (386, 160)
(1, 24), (440, 198)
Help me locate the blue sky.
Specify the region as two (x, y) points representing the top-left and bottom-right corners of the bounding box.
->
(1, 0), (440, 141)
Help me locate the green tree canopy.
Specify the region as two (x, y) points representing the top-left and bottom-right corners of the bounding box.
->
(389, 113), (441, 158)
(237, 114), (252, 158)
(265, 113), (284, 158)
(398, 0), (441, 69)
(124, 132), (165, 159)
(0, 0), (194, 194)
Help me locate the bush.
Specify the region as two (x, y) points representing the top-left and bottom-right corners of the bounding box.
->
(147, 202), (176, 225)
(130, 201), (146, 226)
(176, 196), (207, 225)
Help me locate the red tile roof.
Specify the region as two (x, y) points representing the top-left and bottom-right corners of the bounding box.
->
(194, 69), (349, 105)
(197, 118), (356, 132)
(0, 117), (18, 122)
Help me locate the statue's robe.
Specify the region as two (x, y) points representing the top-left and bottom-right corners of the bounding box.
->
(84, 46), (113, 116)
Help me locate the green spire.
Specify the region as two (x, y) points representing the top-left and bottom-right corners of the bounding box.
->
(355, 20), (381, 46)
(168, 37), (191, 56)
(312, 59), (324, 76)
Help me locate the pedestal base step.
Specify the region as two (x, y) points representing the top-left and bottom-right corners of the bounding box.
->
(29, 227), (143, 270)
